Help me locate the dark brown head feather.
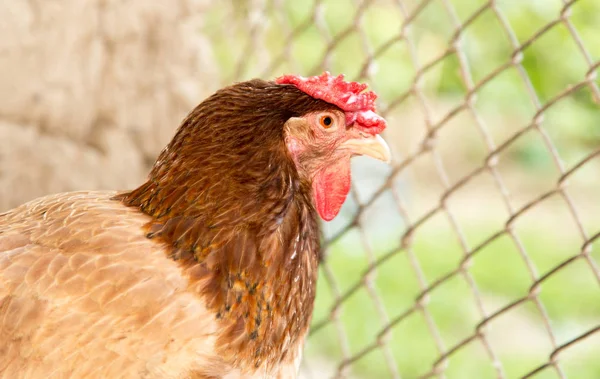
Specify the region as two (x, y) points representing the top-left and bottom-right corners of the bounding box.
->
(116, 79), (339, 372)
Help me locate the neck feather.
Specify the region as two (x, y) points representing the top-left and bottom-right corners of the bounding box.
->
(114, 79), (341, 372)
(116, 142), (320, 373)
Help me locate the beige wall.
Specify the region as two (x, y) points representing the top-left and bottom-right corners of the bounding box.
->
(0, 1), (220, 211)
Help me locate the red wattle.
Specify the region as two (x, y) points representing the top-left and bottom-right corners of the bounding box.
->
(312, 160), (352, 221)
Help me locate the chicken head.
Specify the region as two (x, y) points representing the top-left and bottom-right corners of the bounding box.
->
(277, 72), (391, 221)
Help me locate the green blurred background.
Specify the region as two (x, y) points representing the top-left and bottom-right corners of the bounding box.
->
(202, 0), (600, 378)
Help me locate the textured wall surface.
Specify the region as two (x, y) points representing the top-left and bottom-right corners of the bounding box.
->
(0, 0), (219, 211)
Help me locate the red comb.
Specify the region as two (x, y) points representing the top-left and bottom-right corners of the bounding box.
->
(275, 72), (386, 135)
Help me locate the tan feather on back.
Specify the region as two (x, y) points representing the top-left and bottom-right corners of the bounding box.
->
(0, 191), (222, 379)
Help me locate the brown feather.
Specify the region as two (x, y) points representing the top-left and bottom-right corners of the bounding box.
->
(0, 192), (221, 378)
(118, 79), (340, 374)
(0, 79), (340, 378)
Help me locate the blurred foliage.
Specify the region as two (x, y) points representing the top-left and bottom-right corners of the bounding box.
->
(310, 224), (600, 378)
(203, 1), (600, 377)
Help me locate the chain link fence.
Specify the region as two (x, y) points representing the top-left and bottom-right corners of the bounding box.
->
(199, 0), (599, 378)
(1, 0), (599, 378)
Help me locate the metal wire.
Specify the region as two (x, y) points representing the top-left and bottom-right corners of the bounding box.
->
(204, 0), (600, 377)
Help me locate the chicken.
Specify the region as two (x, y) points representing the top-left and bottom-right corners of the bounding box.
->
(0, 72), (390, 378)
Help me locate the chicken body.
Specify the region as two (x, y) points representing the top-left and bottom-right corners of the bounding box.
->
(0, 192), (214, 378)
(0, 191), (302, 378)
(0, 74), (388, 378)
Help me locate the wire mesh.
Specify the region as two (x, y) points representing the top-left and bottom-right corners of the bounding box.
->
(196, 0), (600, 377)
(3, 0), (598, 378)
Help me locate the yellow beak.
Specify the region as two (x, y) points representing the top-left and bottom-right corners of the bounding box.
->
(340, 134), (391, 163)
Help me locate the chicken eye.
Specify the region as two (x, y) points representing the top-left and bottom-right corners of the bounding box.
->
(318, 115), (334, 129)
